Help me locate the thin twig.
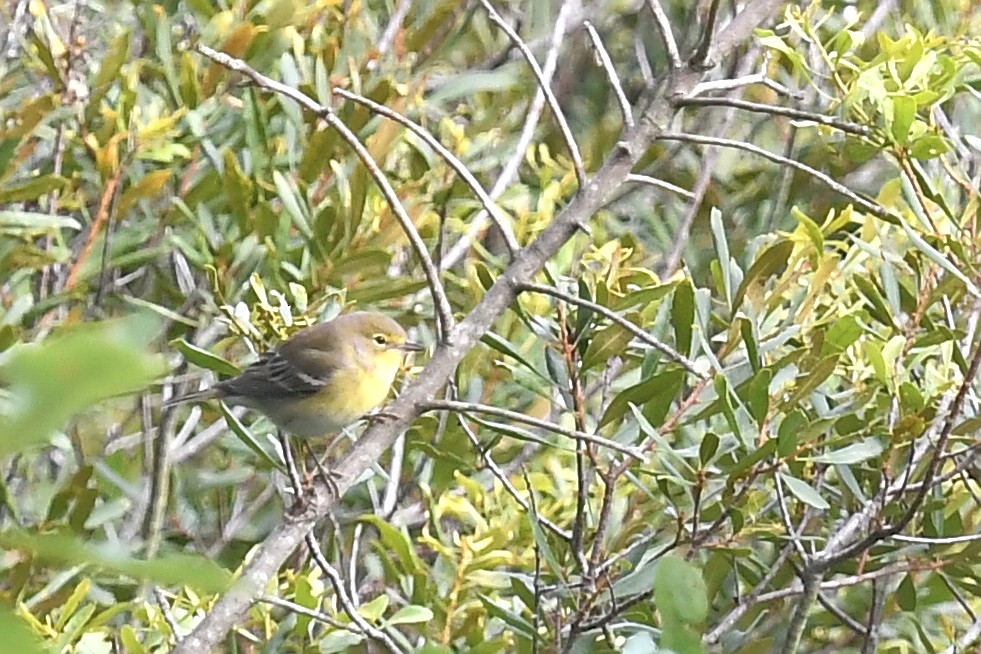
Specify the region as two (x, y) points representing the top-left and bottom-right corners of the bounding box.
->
(153, 587), (184, 642)
(305, 533), (407, 654)
(422, 399), (647, 461)
(258, 593), (350, 630)
(520, 281), (708, 378)
(687, 70), (800, 98)
(333, 86), (519, 256)
(624, 173), (695, 200)
(441, 0), (575, 270)
(477, 0), (586, 187)
(455, 412), (572, 540)
(645, 0), (681, 69)
(691, 0), (723, 69)
(583, 22), (633, 128)
(659, 131), (889, 218)
(675, 96), (870, 136)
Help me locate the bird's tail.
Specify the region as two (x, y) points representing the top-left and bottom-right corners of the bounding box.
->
(162, 387), (220, 408)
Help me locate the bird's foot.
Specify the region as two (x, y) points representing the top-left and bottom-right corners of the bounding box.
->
(366, 410), (400, 425)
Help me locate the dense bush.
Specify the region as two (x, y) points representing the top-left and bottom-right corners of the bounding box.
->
(2, 1), (981, 653)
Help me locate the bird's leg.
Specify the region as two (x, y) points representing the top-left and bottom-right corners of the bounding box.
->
(279, 432), (308, 512)
(300, 439), (341, 497)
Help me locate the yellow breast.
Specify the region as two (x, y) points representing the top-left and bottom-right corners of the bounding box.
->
(262, 350), (402, 438)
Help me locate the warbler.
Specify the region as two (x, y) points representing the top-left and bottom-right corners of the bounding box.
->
(166, 311), (423, 437)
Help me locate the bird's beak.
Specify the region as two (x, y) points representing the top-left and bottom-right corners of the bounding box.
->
(399, 341), (425, 353)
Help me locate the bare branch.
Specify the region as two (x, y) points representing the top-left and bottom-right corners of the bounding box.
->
(454, 411), (572, 541)
(519, 281), (709, 379)
(624, 173), (696, 200)
(645, 0), (682, 69)
(333, 86), (520, 257)
(421, 399), (648, 461)
(659, 131), (889, 218)
(675, 96), (871, 136)
(690, 0), (723, 69)
(687, 70), (801, 98)
(709, 0), (786, 64)
(441, 0), (575, 270)
(478, 0), (586, 187)
(583, 21), (633, 128)
(306, 533), (407, 653)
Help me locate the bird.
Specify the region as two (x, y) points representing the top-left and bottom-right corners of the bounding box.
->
(165, 311), (423, 438)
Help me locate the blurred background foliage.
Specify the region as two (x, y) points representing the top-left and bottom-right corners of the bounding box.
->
(2, 0), (981, 652)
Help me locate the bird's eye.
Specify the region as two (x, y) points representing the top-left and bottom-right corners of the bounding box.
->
(373, 334), (387, 346)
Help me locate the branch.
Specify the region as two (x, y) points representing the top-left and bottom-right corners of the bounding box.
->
(519, 281), (709, 379)
(583, 21), (633, 128)
(674, 96), (871, 136)
(421, 399), (648, 461)
(454, 411), (572, 541)
(659, 131), (890, 218)
(624, 173), (695, 200)
(441, 0), (575, 270)
(477, 0), (586, 187)
(332, 86), (520, 257)
(708, 0), (786, 64)
(690, 0), (723, 69)
(644, 0), (681, 70)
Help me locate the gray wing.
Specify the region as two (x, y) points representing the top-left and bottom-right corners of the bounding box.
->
(216, 351), (328, 399)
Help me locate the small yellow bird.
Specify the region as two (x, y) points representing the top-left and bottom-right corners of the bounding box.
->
(166, 311), (423, 438)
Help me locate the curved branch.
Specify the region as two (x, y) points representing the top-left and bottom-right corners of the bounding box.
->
(332, 87), (520, 258)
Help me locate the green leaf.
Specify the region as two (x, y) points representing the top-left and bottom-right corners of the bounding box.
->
(0, 210), (81, 233)
(733, 239), (793, 309)
(0, 316), (167, 456)
(478, 594), (536, 639)
(896, 215), (981, 298)
(581, 315), (638, 371)
(359, 515), (426, 576)
(890, 95), (917, 144)
(599, 370), (684, 429)
(384, 605), (434, 626)
(0, 528), (231, 592)
(853, 275), (895, 328)
(699, 433), (719, 465)
(172, 338), (241, 376)
(358, 595), (389, 622)
(778, 473), (829, 510)
(319, 630), (364, 653)
(0, 605), (47, 654)
(909, 134), (949, 160)
(739, 317), (761, 373)
(672, 280), (695, 355)
(654, 555), (708, 624)
(822, 315), (863, 355)
(714, 375), (746, 445)
(219, 404), (283, 471)
(0, 175), (70, 203)
(655, 556), (707, 654)
(745, 369), (771, 428)
(709, 208), (733, 307)
(897, 573), (917, 611)
(480, 332), (549, 381)
(805, 438), (884, 465)
(783, 355), (839, 409)
(778, 411), (806, 458)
